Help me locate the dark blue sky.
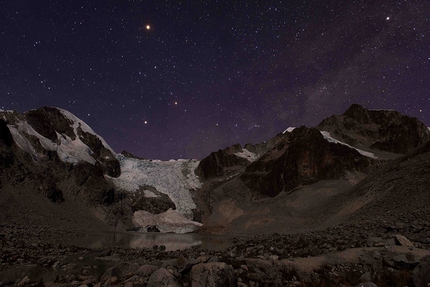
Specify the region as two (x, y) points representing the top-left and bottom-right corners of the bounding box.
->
(1, 0), (429, 159)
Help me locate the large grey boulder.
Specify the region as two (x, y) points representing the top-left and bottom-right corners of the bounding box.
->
(191, 262), (236, 287)
(147, 268), (181, 287)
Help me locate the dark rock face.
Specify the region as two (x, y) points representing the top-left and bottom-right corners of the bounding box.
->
(317, 104), (430, 154)
(26, 107), (76, 142)
(37, 180), (64, 203)
(196, 144), (250, 179)
(241, 126), (378, 197)
(77, 127), (121, 177)
(0, 119), (13, 147)
(131, 189), (176, 214)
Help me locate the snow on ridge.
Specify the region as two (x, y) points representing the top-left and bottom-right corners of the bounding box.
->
(4, 107), (115, 164)
(235, 148), (258, 162)
(58, 108), (116, 156)
(8, 119), (97, 164)
(110, 154), (202, 219)
(320, 131), (377, 159)
(283, 127), (296, 134)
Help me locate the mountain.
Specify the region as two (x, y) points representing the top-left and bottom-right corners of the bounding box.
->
(1, 104), (429, 236)
(195, 104), (430, 234)
(0, 107), (202, 233)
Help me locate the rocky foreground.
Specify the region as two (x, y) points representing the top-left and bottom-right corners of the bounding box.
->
(1, 219), (430, 287)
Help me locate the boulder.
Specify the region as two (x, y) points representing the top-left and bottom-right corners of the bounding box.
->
(394, 235), (414, 248)
(191, 262), (236, 287)
(100, 262), (140, 284)
(136, 264), (159, 277)
(413, 255), (430, 287)
(147, 268), (181, 287)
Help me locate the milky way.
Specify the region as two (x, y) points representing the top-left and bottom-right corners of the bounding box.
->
(1, 0), (429, 159)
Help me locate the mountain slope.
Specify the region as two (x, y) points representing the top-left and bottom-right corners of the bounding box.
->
(197, 104), (430, 234)
(0, 107), (202, 233)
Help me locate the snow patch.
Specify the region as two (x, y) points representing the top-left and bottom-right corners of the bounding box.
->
(110, 155), (202, 219)
(235, 148), (258, 162)
(3, 108), (116, 165)
(58, 108), (116, 155)
(283, 127), (296, 134)
(320, 131), (377, 159)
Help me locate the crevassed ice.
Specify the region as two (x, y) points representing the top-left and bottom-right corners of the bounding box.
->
(110, 155), (202, 219)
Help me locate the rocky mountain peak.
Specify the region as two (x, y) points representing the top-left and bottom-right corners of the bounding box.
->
(25, 107), (76, 143)
(196, 143), (250, 179)
(317, 104), (430, 154)
(241, 125), (380, 197)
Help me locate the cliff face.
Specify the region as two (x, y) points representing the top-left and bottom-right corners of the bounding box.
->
(317, 104), (430, 154)
(241, 126), (380, 197)
(195, 144), (250, 179)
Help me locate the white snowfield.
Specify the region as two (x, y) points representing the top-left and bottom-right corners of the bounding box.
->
(320, 131), (377, 159)
(110, 154), (202, 220)
(5, 108), (108, 164)
(234, 148), (258, 162)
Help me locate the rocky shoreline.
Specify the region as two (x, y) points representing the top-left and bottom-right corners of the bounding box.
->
(1, 220), (430, 287)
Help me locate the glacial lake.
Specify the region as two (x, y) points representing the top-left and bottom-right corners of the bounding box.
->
(62, 231), (235, 251)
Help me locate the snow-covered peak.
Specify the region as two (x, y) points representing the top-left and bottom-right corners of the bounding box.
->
(283, 127), (296, 134)
(2, 107), (116, 164)
(58, 108), (116, 155)
(320, 131), (377, 159)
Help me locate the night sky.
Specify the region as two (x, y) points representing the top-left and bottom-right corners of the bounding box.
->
(1, 1), (429, 160)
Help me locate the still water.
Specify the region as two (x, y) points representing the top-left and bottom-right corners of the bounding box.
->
(63, 231), (234, 251)
(0, 232), (234, 283)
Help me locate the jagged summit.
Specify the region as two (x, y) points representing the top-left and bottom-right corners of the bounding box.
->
(1, 104), (430, 236)
(317, 104), (430, 154)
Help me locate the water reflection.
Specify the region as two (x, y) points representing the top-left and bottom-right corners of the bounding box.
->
(65, 232), (233, 251)
(130, 233), (202, 251)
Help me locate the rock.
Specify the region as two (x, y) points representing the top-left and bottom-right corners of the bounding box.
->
(367, 237), (383, 247)
(413, 255), (430, 287)
(196, 144), (250, 179)
(132, 209), (203, 233)
(136, 264), (159, 277)
(355, 283), (378, 287)
(241, 125), (377, 197)
(359, 271), (372, 282)
(392, 254), (419, 269)
(147, 268), (181, 287)
(100, 262), (140, 283)
(394, 235), (414, 248)
(318, 103), (430, 154)
(17, 276), (30, 287)
(191, 262), (236, 287)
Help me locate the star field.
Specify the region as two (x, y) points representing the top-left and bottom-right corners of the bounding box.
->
(1, 0), (429, 159)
